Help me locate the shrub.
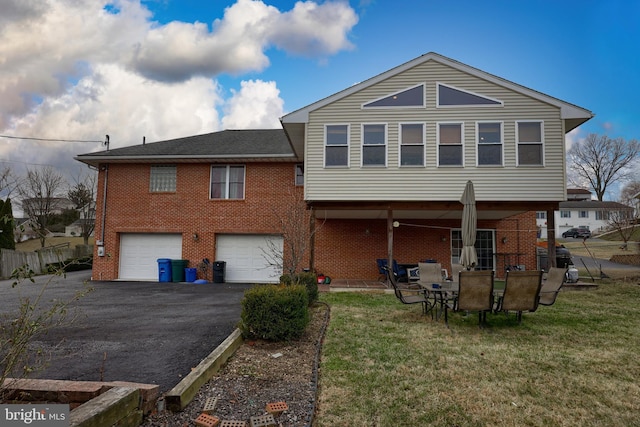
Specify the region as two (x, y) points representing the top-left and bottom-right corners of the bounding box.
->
(240, 284), (309, 341)
(279, 272), (319, 305)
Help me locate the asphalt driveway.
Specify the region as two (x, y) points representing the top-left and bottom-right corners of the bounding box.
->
(0, 270), (252, 393)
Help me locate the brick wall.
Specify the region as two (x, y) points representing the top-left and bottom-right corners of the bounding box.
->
(91, 162), (305, 280)
(91, 161), (538, 281)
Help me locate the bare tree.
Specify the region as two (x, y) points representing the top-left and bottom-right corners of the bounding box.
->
(568, 134), (640, 201)
(68, 171), (97, 245)
(17, 167), (67, 248)
(606, 207), (638, 249)
(262, 188), (322, 281)
(619, 180), (640, 207)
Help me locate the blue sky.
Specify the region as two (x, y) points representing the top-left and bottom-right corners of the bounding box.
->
(0, 0), (638, 197)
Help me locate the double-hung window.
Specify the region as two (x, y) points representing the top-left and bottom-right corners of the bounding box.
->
(150, 164), (176, 192)
(517, 121), (544, 165)
(210, 165), (245, 199)
(560, 210), (571, 218)
(295, 164), (304, 186)
(477, 122), (502, 166)
(579, 210), (588, 218)
(438, 122), (463, 166)
(399, 123), (425, 166)
(325, 125), (349, 167)
(362, 124), (386, 166)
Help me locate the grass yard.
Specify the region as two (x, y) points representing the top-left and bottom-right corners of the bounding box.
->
(316, 282), (640, 426)
(15, 236), (94, 252)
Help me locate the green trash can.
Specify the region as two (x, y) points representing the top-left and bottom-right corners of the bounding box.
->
(171, 260), (188, 282)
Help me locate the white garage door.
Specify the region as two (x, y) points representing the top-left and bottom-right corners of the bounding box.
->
(216, 234), (283, 283)
(119, 233), (183, 280)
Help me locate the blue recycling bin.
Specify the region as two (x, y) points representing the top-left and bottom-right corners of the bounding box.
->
(185, 267), (197, 282)
(157, 258), (172, 282)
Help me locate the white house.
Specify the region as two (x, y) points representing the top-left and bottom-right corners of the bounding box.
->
(537, 189), (633, 238)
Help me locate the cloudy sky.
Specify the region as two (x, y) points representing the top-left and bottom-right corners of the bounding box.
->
(0, 0), (638, 196)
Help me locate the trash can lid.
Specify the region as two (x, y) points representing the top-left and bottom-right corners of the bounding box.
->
(157, 258), (172, 262)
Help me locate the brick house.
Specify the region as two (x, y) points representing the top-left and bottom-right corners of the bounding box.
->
(76, 52), (593, 282)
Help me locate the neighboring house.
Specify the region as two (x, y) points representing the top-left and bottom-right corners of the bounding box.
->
(75, 52), (592, 282)
(536, 189), (634, 238)
(21, 197), (75, 216)
(65, 219), (95, 237)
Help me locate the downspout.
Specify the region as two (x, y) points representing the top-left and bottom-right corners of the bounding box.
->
(100, 164), (108, 244)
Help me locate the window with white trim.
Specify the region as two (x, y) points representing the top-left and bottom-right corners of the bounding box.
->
(325, 125), (349, 167)
(437, 83), (503, 107)
(560, 210), (571, 218)
(399, 123), (424, 166)
(477, 122), (502, 166)
(210, 165), (245, 199)
(295, 164), (304, 186)
(596, 211), (610, 220)
(438, 122), (463, 166)
(150, 165), (176, 192)
(517, 121), (544, 165)
(536, 211), (546, 219)
(363, 84), (424, 108)
(579, 210), (588, 218)
(362, 124), (386, 166)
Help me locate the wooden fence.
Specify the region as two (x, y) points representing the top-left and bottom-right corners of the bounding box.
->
(0, 245), (93, 279)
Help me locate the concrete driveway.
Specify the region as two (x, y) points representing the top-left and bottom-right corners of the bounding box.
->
(0, 270), (252, 393)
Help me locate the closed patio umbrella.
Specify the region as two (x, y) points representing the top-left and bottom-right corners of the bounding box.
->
(459, 180), (478, 269)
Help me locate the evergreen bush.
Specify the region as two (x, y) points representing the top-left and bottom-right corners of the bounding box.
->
(279, 272), (319, 304)
(240, 284), (309, 341)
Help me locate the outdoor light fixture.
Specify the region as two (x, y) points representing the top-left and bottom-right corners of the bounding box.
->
(502, 236), (508, 244)
(393, 221), (400, 228)
(441, 236), (448, 242)
(193, 233), (199, 242)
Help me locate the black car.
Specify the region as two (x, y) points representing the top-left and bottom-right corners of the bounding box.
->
(562, 227), (592, 238)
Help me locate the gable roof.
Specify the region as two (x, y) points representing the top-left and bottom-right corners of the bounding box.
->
(281, 52), (593, 130)
(75, 129), (296, 167)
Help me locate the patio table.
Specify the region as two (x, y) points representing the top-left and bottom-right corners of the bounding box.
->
(421, 282), (502, 322)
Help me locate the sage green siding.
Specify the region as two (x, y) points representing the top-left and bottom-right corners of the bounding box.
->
(304, 60), (566, 202)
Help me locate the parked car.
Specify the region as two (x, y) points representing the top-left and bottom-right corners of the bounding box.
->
(562, 227), (592, 238)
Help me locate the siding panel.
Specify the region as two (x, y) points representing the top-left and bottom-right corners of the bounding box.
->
(305, 60), (566, 202)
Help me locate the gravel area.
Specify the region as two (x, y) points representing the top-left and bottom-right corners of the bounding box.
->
(141, 302), (329, 427)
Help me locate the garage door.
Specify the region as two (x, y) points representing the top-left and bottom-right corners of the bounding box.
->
(119, 233), (183, 280)
(216, 234), (283, 283)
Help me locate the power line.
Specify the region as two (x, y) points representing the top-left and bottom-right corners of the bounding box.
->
(0, 134), (104, 143)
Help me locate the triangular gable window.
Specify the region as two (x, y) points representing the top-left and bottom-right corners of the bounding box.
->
(437, 83), (502, 107)
(363, 84), (424, 108)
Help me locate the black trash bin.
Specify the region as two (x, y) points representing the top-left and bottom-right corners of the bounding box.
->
(213, 261), (226, 283)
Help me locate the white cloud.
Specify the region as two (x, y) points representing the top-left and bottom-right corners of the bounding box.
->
(1, 64), (222, 184)
(222, 80), (284, 129)
(129, 0), (358, 82)
(0, 0), (358, 184)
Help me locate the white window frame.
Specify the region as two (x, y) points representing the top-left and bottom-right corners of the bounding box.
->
(536, 211), (546, 219)
(436, 82), (503, 108)
(398, 122), (425, 167)
(437, 122), (464, 167)
(361, 123), (387, 167)
(560, 210), (571, 218)
(150, 164), (177, 192)
(210, 165), (245, 200)
(362, 83), (426, 109)
(476, 121), (503, 166)
(516, 120), (545, 166)
(295, 164), (304, 186)
(324, 124), (350, 168)
(579, 210), (588, 218)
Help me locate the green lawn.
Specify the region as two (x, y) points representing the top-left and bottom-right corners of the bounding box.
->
(316, 282), (640, 426)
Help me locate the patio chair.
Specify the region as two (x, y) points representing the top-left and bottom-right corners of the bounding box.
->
(376, 258), (387, 282)
(539, 266), (566, 306)
(451, 270), (495, 327)
(496, 270), (543, 324)
(383, 266), (431, 315)
(417, 262), (444, 287)
(450, 263), (465, 283)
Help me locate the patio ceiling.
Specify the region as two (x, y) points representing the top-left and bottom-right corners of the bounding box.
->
(310, 200), (559, 221)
